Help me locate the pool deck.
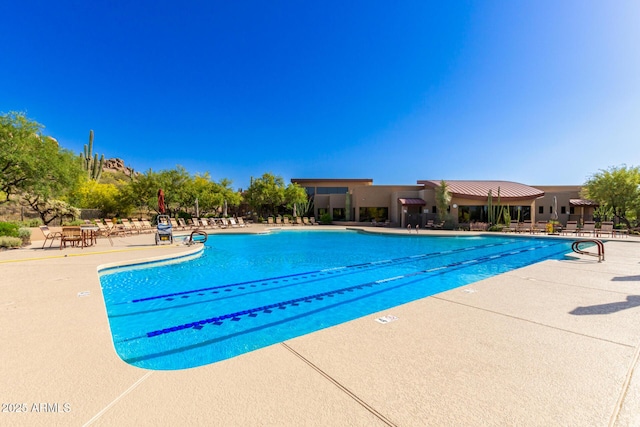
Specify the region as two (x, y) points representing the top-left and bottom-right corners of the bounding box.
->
(1, 225), (640, 426)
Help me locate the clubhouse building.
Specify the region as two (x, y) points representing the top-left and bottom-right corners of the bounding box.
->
(291, 178), (598, 228)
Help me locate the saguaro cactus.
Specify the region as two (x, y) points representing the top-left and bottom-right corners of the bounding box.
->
(80, 130), (104, 181)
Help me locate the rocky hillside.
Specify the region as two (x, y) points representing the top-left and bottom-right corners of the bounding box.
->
(103, 158), (137, 177)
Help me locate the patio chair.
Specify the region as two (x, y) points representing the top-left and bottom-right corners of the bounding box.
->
(597, 221), (614, 237)
(237, 217), (250, 227)
(531, 221), (547, 234)
(131, 219), (151, 233)
(92, 222), (114, 245)
(39, 225), (62, 249)
(580, 221), (597, 236)
(295, 217), (303, 226)
(503, 221), (518, 233)
(267, 217), (275, 226)
(562, 221), (578, 235)
(302, 217), (311, 226)
(121, 218), (139, 234)
(60, 226), (83, 250)
(177, 218), (192, 230)
(517, 221), (532, 233)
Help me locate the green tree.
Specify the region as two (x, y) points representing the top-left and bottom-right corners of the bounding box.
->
(582, 165), (640, 227)
(435, 179), (452, 222)
(20, 148), (85, 224)
(0, 112), (58, 203)
(75, 180), (128, 218)
(244, 173), (286, 217)
(284, 182), (308, 217)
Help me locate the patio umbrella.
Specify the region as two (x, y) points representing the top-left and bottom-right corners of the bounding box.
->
(158, 188), (166, 214)
(552, 196), (558, 220)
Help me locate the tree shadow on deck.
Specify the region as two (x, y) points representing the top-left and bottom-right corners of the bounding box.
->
(570, 295), (640, 315)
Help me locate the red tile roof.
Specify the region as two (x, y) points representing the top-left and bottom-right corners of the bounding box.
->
(418, 180), (544, 201)
(398, 198), (426, 205)
(569, 199), (599, 207)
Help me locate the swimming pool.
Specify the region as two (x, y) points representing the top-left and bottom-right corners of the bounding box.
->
(99, 230), (573, 370)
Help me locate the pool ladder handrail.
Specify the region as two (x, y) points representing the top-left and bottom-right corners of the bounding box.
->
(571, 239), (605, 262)
(188, 230), (208, 245)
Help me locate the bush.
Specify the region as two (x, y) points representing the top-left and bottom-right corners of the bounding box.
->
(0, 236), (22, 248)
(18, 227), (31, 245)
(319, 213), (332, 224)
(0, 222), (20, 237)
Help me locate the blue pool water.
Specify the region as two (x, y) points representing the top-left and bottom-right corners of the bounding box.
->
(99, 230), (573, 370)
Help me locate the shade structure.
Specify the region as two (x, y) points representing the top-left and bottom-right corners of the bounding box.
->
(158, 189), (166, 214)
(398, 198), (426, 205)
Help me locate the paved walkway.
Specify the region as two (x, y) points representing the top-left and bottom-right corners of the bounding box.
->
(1, 226), (639, 426)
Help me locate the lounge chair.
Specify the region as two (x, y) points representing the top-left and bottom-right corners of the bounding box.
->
(237, 217), (250, 227)
(39, 225), (62, 249)
(562, 221), (578, 235)
(267, 217), (275, 226)
(502, 221), (518, 233)
(93, 222), (114, 245)
(177, 218), (192, 230)
(531, 221), (547, 234)
(517, 221), (532, 233)
(303, 217), (311, 226)
(228, 218), (240, 227)
(283, 217), (292, 226)
(469, 222), (487, 231)
(309, 217), (319, 226)
(131, 219), (151, 233)
(170, 218), (184, 230)
(597, 221), (614, 237)
(580, 221), (597, 236)
(105, 220), (128, 237)
(275, 217), (283, 226)
(295, 217), (303, 226)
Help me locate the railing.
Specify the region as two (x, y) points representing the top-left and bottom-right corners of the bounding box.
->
(571, 239), (605, 262)
(188, 230), (208, 245)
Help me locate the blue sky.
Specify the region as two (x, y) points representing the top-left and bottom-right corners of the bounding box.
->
(2, 1), (639, 190)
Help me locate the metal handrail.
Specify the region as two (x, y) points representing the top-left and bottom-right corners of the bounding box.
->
(188, 230), (208, 245)
(571, 239), (605, 262)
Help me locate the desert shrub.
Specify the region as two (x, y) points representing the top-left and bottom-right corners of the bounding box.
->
(0, 222), (20, 237)
(18, 227), (31, 244)
(319, 213), (332, 224)
(0, 236), (22, 248)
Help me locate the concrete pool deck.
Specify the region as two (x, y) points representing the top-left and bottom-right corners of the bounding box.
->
(1, 225), (639, 426)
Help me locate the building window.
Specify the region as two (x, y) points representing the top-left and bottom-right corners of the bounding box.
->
(549, 206), (553, 214)
(332, 208), (345, 220)
(458, 206), (487, 223)
(359, 207), (389, 222)
(561, 206), (566, 214)
(432, 206), (437, 214)
(316, 187), (348, 195)
(538, 206), (544, 214)
(570, 207), (575, 215)
(509, 206), (531, 221)
(304, 187), (315, 197)
(318, 208), (329, 217)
